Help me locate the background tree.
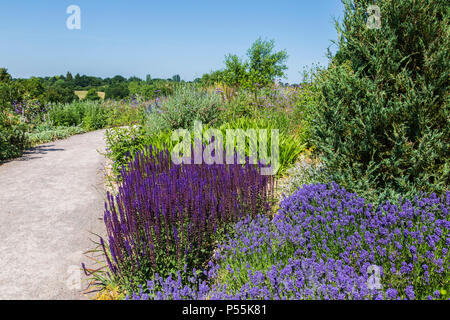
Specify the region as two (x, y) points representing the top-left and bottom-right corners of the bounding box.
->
(223, 54), (247, 87)
(111, 75), (127, 84)
(0, 68), (13, 109)
(17, 78), (45, 101)
(128, 76), (142, 82)
(244, 38), (288, 90)
(105, 83), (129, 100)
(198, 70), (225, 87)
(40, 86), (77, 104)
(0, 68), (12, 82)
(85, 88), (100, 101)
(172, 74), (181, 83)
(221, 38), (288, 91)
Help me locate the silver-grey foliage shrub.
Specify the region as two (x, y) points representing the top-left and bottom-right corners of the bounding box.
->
(146, 86), (223, 133)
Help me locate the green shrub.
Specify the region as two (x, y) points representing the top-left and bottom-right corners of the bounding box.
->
(82, 102), (108, 130)
(145, 86), (223, 133)
(107, 116), (307, 176)
(218, 88), (254, 120)
(311, 0), (449, 203)
(85, 88), (101, 101)
(48, 101), (87, 127)
(106, 126), (150, 172)
(104, 99), (146, 127)
(216, 83), (316, 147)
(217, 117), (307, 175)
(0, 113), (29, 160)
(105, 83), (129, 100)
(48, 100), (112, 130)
(40, 85), (77, 104)
(128, 81), (175, 100)
(26, 125), (85, 145)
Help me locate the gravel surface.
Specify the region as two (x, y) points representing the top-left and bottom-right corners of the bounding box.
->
(0, 130), (107, 299)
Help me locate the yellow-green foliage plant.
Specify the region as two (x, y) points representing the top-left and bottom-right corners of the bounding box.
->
(106, 116), (306, 176)
(213, 117), (307, 176)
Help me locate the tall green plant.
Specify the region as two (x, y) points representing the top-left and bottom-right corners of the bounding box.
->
(222, 38), (288, 92)
(217, 117), (307, 175)
(145, 86), (223, 133)
(0, 114), (29, 160)
(311, 0), (449, 202)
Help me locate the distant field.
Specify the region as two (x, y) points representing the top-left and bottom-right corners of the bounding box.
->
(74, 90), (105, 100)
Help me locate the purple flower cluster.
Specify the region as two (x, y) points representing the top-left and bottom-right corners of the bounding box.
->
(130, 183), (449, 300)
(254, 83), (306, 111)
(101, 145), (274, 288)
(11, 100), (46, 121)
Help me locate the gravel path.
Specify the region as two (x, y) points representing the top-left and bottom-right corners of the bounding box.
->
(0, 130), (107, 300)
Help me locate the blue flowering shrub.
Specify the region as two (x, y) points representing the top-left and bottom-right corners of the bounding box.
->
(130, 183), (449, 300)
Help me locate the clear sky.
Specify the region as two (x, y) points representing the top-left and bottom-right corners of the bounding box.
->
(0, 0), (344, 83)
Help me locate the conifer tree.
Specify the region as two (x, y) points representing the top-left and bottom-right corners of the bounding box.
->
(312, 0), (449, 201)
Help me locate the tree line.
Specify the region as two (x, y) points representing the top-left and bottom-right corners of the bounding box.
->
(1, 38), (292, 105)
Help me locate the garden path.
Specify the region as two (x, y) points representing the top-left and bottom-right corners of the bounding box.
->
(0, 130), (107, 299)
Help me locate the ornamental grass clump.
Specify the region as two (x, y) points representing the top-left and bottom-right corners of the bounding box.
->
(131, 183), (449, 300)
(101, 145), (274, 292)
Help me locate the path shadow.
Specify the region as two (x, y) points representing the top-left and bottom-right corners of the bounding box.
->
(0, 144), (65, 164)
(20, 144), (65, 160)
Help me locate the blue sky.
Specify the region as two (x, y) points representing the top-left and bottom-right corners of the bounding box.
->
(0, 1), (344, 83)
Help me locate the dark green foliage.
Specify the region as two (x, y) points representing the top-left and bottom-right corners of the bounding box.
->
(1, 75), (76, 106)
(16, 78), (45, 101)
(145, 86), (223, 133)
(72, 74), (104, 89)
(311, 0), (449, 202)
(85, 88), (101, 101)
(48, 102), (86, 127)
(0, 82), (14, 109)
(105, 83), (130, 100)
(0, 68), (29, 160)
(127, 76), (142, 82)
(245, 38), (288, 88)
(47, 100), (111, 130)
(222, 38), (288, 90)
(0, 68), (12, 82)
(40, 85), (77, 104)
(82, 103), (108, 130)
(197, 70), (226, 87)
(223, 54), (247, 87)
(172, 74), (181, 82)
(0, 115), (29, 160)
(197, 38), (288, 90)
(128, 80), (175, 100)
